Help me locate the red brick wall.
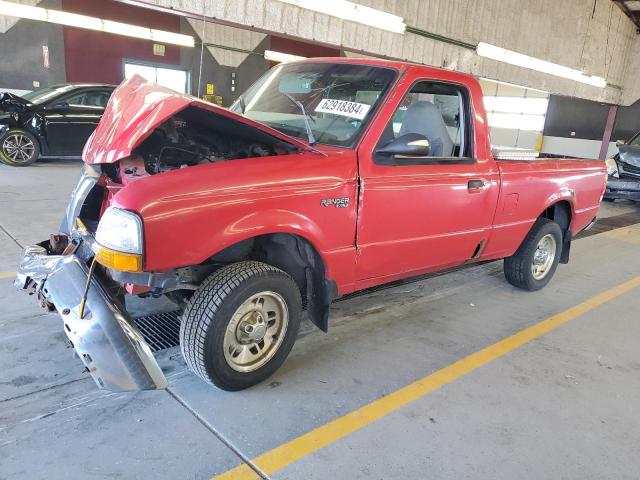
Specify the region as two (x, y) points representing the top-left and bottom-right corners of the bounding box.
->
(62, 0), (182, 84)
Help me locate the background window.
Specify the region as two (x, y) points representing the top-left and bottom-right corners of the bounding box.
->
(480, 78), (549, 151)
(124, 62), (189, 94)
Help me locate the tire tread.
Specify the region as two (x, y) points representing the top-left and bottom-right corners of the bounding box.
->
(180, 261), (299, 388)
(504, 218), (562, 291)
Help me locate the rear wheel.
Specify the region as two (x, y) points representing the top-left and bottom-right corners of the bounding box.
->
(504, 218), (563, 291)
(0, 129), (40, 166)
(179, 261), (302, 391)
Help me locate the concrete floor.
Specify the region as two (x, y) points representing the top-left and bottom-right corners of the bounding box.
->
(1, 160), (639, 479)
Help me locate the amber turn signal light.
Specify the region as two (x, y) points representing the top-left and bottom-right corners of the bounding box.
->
(94, 245), (143, 272)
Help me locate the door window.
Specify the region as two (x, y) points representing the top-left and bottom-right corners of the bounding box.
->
(124, 62), (189, 94)
(375, 81), (472, 163)
(62, 90), (111, 108)
(84, 91), (111, 108)
(60, 92), (88, 106)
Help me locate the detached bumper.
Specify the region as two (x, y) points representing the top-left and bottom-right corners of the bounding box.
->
(604, 176), (640, 201)
(15, 244), (167, 391)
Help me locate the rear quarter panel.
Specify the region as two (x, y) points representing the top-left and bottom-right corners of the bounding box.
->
(483, 158), (606, 259)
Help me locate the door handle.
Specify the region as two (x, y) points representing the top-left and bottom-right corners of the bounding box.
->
(467, 179), (488, 192)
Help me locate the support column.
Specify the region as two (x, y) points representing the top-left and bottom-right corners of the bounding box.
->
(599, 104), (618, 160)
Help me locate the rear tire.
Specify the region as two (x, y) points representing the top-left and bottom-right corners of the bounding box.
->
(0, 129), (40, 166)
(504, 218), (563, 291)
(180, 261), (302, 391)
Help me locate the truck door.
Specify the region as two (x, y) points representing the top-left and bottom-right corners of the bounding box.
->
(355, 79), (499, 283)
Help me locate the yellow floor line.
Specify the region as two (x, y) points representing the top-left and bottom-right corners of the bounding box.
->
(213, 275), (640, 480)
(0, 271), (15, 280)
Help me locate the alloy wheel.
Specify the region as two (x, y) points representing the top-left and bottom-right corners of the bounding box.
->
(2, 133), (36, 164)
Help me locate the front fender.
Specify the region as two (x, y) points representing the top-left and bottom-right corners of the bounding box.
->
(112, 151), (358, 276)
(223, 209), (329, 252)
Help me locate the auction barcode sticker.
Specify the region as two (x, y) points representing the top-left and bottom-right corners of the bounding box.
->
(314, 99), (371, 120)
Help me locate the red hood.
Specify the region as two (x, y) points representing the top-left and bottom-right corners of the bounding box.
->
(83, 75), (312, 164)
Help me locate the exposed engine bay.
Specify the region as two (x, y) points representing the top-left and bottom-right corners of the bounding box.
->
(120, 105), (296, 177)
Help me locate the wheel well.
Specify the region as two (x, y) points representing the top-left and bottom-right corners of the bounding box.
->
(209, 233), (336, 332)
(540, 201), (572, 233)
(540, 201), (572, 263)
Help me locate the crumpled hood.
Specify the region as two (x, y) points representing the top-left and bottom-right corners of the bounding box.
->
(617, 144), (640, 169)
(83, 75), (312, 164)
(0, 92), (29, 112)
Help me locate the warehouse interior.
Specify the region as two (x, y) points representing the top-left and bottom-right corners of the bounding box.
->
(1, 1), (640, 479)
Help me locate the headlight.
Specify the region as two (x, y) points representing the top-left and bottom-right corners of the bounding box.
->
(605, 158), (619, 178)
(95, 207), (143, 271)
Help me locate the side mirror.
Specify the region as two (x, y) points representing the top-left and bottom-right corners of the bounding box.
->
(375, 133), (431, 158)
(616, 139), (625, 147)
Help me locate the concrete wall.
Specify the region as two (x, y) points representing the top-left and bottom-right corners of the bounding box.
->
(0, 0), (66, 91)
(181, 18), (271, 104)
(540, 136), (618, 160)
(182, 18), (340, 104)
(138, 0), (636, 104)
(620, 35), (640, 106)
(613, 98), (640, 142)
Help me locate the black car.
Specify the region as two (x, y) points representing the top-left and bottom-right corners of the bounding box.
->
(605, 132), (640, 202)
(0, 83), (115, 166)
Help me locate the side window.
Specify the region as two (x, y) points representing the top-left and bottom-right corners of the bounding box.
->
(375, 81), (473, 164)
(84, 90), (111, 108)
(63, 92), (88, 106)
(60, 90), (111, 108)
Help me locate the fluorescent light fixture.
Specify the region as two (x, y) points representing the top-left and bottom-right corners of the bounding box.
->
(477, 42), (606, 88)
(276, 0), (406, 34)
(0, 0), (194, 47)
(264, 50), (306, 63)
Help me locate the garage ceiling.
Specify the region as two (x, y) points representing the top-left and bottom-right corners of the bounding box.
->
(613, 0), (640, 31)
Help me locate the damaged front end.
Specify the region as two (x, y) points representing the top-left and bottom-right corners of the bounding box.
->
(604, 145), (640, 202)
(15, 164), (167, 391)
(0, 91), (30, 113)
(14, 76), (311, 392)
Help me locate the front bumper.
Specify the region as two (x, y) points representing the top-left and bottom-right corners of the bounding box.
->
(604, 176), (640, 201)
(15, 243), (167, 392)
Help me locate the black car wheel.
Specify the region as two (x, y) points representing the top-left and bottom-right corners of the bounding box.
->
(0, 129), (40, 166)
(504, 218), (563, 291)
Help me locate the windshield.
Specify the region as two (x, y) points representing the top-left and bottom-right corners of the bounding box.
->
(231, 62), (397, 148)
(627, 131), (640, 147)
(21, 85), (77, 105)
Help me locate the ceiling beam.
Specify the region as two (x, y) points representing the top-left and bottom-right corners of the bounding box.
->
(612, 0), (640, 32)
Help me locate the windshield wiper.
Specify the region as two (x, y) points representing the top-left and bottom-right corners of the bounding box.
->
(282, 93), (316, 145)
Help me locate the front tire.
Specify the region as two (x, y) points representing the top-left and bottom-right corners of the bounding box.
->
(0, 129), (40, 166)
(180, 261), (302, 391)
(504, 218), (563, 291)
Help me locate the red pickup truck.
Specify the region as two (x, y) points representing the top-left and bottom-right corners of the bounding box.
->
(15, 58), (607, 392)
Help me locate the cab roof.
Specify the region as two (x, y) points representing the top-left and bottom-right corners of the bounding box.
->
(291, 56), (478, 84)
